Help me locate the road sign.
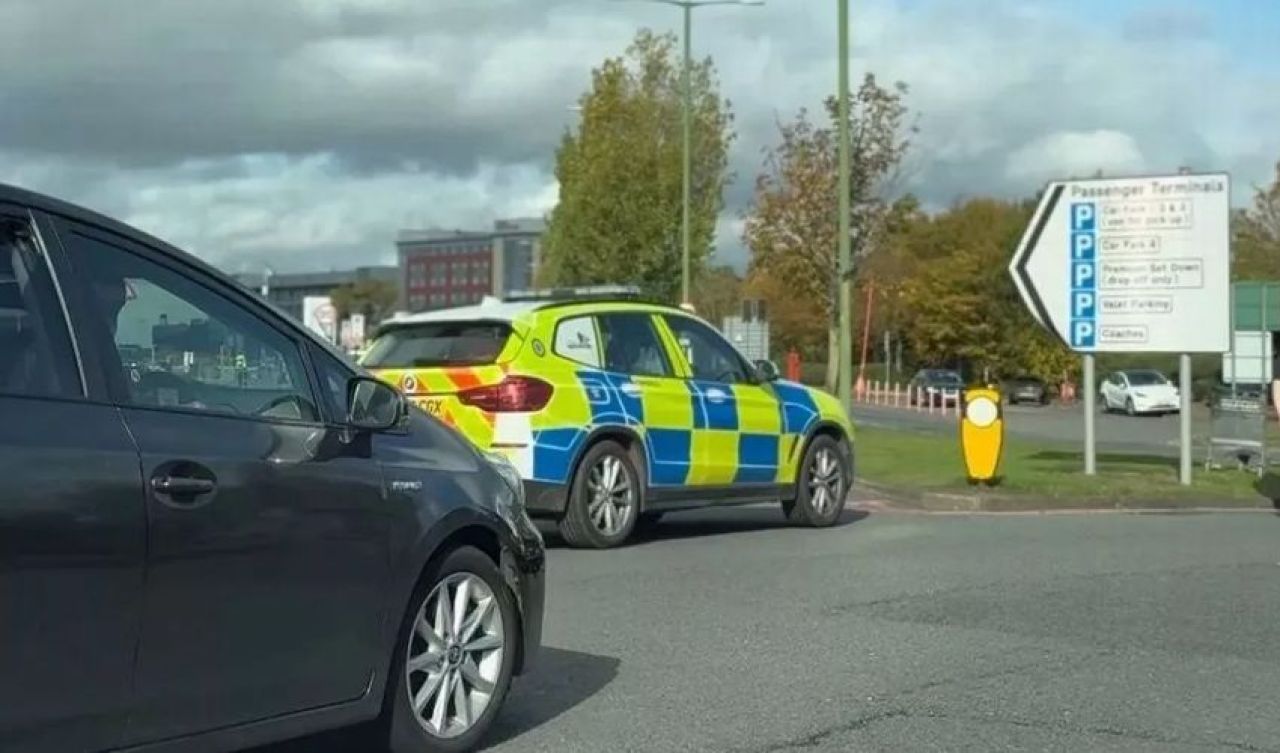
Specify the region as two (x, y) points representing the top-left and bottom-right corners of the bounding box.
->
(1009, 173), (1231, 353)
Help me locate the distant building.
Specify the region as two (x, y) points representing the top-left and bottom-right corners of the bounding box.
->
(233, 266), (400, 322)
(396, 218), (545, 313)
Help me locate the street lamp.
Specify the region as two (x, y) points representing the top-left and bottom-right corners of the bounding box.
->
(613, 0), (764, 305)
(836, 0), (852, 412)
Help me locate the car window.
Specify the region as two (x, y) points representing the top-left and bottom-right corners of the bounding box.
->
(66, 231), (320, 422)
(1126, 371), (1167, 387)
(597, 312), (671, 377)
(0, 219), (79, 398)
(311, 343), (355, 422)
(363, 321), (511, 368)
(553, 315), (602, 368)
(663, 314), (751, 384)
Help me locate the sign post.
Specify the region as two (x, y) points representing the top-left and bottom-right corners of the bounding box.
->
(1010, 172), (1231, 484)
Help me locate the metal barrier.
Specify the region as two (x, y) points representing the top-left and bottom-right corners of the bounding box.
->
(1205, 392), (1268, 476)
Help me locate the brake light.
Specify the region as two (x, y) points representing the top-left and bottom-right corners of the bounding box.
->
(458, 376), (554, 412)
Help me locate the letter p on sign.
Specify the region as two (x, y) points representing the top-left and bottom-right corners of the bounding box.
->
(1071, 202), (1096, 231)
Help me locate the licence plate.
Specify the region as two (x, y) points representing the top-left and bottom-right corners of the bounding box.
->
(415, 398), (444, 417)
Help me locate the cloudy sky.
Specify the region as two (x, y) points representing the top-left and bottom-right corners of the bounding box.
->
(2, 0), (1278, 275)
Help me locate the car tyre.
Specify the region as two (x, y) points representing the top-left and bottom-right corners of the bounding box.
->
(558, 440), (640, 549)
(1126, 398), (1136, 417)
(384, 546), (518, 753)
(783, 434), (849, 528)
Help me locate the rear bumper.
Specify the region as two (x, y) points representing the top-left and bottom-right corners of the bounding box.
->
(524, 479), (569, 517)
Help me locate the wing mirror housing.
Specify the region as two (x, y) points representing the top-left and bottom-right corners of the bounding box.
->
(347, 376), (406, 431)
(755, 359), (781, 382)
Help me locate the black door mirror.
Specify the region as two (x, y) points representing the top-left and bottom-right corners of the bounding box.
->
(754, 359), (780, 382)
(347, 377), (404, 431)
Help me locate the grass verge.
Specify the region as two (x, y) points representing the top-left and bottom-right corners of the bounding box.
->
(856, 426), (1277, 510)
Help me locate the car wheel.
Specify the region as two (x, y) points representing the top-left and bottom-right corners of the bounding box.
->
(385, 546), (517, 753)
(1126, 398), (1136, 417)
(783, 435), (849, 527)
(558, 440), (639, 549)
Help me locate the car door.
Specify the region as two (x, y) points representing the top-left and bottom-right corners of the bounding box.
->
(0, 211), (145, 753)
(1112, 373), (1131, 408)
(593, 312), (695, 486)
(54, 221), (392, 743)
(659, 314), (782, 488)
(1100, 373), (1117, 408)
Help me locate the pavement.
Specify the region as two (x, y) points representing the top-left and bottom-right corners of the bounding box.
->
(259, 501), (1280, 753)
(853, 401), (1205, 456)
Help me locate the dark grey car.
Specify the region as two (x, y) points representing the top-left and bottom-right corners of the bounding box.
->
(0, 183), (544, 753)
(1005, 375), (1049, 405)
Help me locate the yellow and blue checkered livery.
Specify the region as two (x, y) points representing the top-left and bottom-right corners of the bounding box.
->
(363, 298), (853, 539)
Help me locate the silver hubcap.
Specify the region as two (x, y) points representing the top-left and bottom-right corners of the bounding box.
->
(587, 455), (634, 536)
(808, 448), (843, 516)
(406, 572), (504, 739)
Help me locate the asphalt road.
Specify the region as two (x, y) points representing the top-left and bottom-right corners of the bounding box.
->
(853, 401), (1199, 456)
(260, 503), (1280, 752)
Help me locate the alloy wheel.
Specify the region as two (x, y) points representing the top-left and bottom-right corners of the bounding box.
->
(586, 455), (634, 536)
(808, 447), (844, 516)
(406, 572), (505, 739)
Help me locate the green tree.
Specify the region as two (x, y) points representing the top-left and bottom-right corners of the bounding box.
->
(898, 199), (1073, 383)
(330, 279), (398, 325)
(540, 30), (734, 302)
(690, 264), (743, 328)
(743, 75), (913, 391)
(1233, 161), (1280, 280)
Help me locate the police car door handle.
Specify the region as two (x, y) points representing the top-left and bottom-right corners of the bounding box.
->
(705, 387), (728, 403)
(620, 383), (643, 397)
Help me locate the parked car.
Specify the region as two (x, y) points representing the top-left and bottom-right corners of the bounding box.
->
(907, 369), (964, 406)
(363, 293), (855, 549)
(1100, 369), (1181, 416)
(1005, 375), (1049, 405)
(0, 183), (544, 753)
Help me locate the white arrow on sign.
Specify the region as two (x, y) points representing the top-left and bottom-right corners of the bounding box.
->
(1008, 173), (1231, 354)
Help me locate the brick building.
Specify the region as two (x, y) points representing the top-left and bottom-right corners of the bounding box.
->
(396, 218), (545, 312)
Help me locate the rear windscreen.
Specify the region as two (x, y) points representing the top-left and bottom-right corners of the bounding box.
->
(362, 321), (513, 368)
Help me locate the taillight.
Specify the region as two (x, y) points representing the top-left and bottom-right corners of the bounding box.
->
(458, 376), (554, 412)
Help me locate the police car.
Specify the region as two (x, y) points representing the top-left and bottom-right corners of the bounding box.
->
(363, 290), (854, 548)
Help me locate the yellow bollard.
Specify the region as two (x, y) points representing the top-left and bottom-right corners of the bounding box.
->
(960, 386), (1004, 485)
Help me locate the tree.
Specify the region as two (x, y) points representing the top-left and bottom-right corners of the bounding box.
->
(540, 30), (734, 302)
(744, 269), (827, 361)
(690, 264), (743, 328)
(743, 75), (913, 391)
(1233, 161), (1280, 280)
(897, 199), (1074, 382)
(330, 279), (398, 325)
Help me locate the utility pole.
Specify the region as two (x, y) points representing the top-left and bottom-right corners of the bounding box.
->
(836, 0), (853, 411)
(615, 0), (764, 305)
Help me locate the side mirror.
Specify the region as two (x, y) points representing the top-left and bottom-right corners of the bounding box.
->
(347, 376), (405, 431)
(754, 359), (781, 382)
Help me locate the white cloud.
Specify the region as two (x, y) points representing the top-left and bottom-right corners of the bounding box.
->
(1004, 130), (1147, 185)
(1, 0), (1278, 275)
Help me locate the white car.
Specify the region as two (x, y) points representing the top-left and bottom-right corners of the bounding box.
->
(1100, 369), (1181, 416)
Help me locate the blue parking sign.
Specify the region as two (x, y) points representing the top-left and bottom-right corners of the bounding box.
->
(1070, 202), (1096, 231)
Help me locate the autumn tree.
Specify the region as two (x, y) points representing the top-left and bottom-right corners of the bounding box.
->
(898, 199), (1074, 382)
(690, 264), (743, 328)
(540, 30), (734, 302)
(330, 279), (398, 325)
(743, 75), (912, 391)
(1233, 161), (1280, 280)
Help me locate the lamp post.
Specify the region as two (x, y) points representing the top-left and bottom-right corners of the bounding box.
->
(836, 0), (853, 412)
(614, 0), (764, 305)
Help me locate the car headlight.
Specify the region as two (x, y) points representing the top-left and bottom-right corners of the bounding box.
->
(1133, 391), (1147, 399)
(484, 451), (525, 514)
